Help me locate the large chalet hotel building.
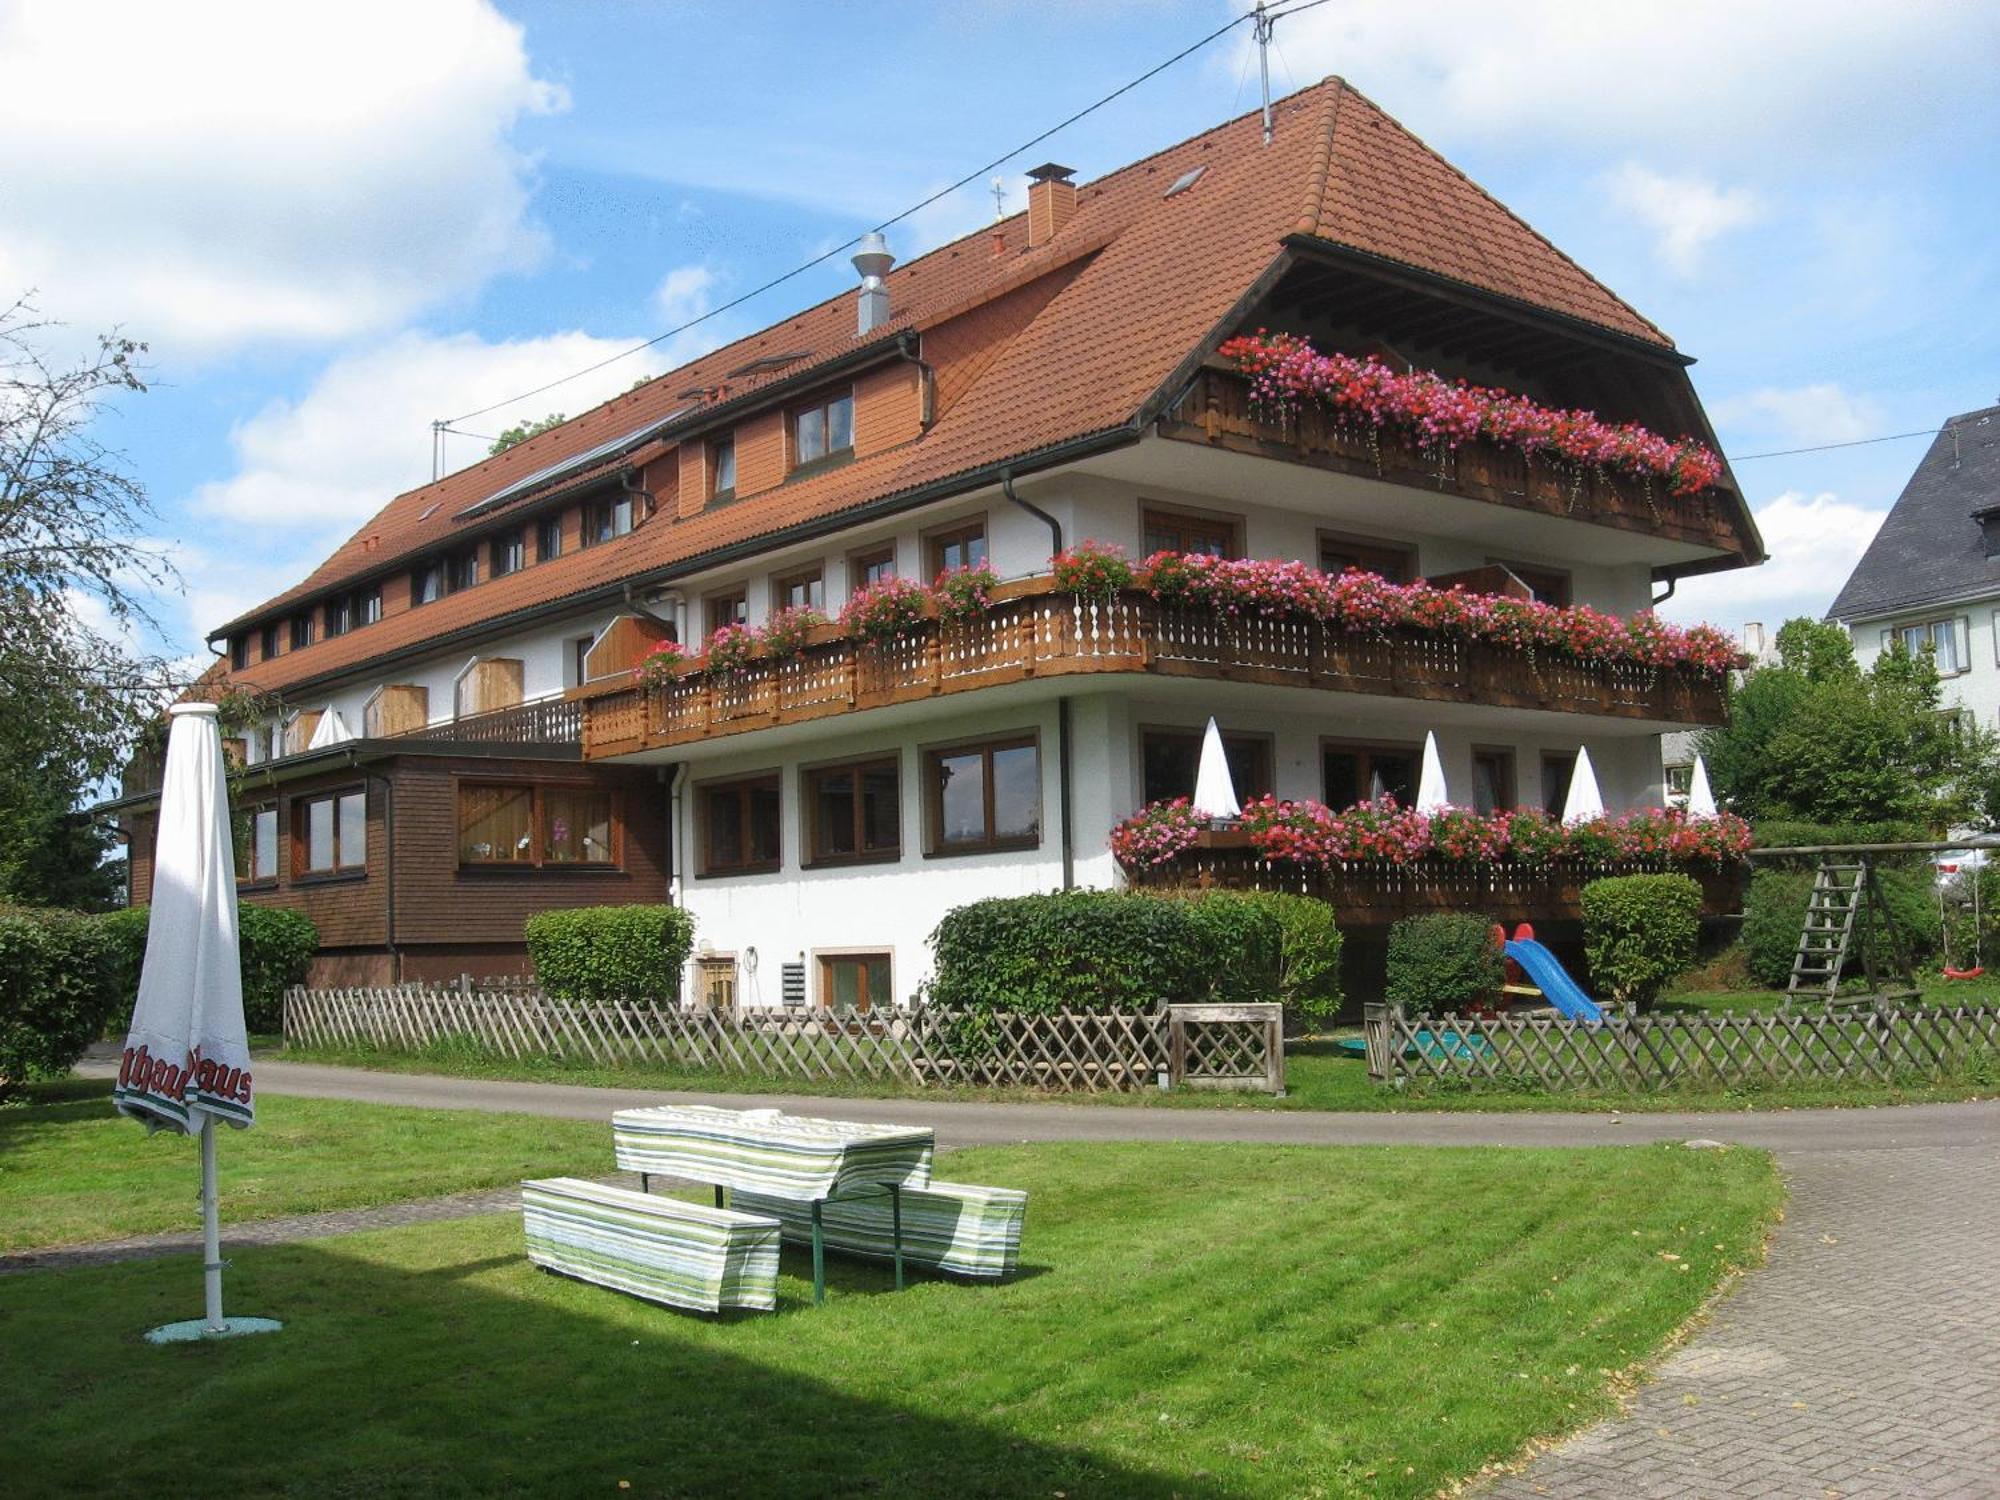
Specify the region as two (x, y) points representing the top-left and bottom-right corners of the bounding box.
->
(117, 80), (1761, 1004)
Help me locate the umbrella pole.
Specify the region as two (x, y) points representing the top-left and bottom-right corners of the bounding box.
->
(201, 1117), (224, 1332)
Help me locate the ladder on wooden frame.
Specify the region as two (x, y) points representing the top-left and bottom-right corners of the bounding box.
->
(1786, 858), (1919, 1008)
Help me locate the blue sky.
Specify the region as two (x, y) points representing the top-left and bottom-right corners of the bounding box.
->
(4, 0), (1996, 661)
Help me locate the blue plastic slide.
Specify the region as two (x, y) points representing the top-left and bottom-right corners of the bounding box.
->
(1503, 939), (1604, 1022)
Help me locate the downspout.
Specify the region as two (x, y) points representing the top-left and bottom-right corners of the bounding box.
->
(894, 330), (936, 429)
(1002, 468), (1076, 890)
(622, 579), (680, 637)
(667, 762), (690, 906)
(356, 754), (400, 983)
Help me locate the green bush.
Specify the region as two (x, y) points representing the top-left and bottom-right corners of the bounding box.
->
(1384, 913), (1502, 1013)
(101, 904), (320, 1034)
(526, 905), (695, 1004)
(1753, 819), (1931, 849)
(0, 907), (122, 1095)
(927, 889), (1284, 1015)
(1175, 889), (1344, 1026)
(1741, 867), (1940, 989)
(1581, 874), (1702, 1011)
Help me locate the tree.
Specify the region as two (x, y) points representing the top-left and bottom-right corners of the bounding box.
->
(489, 411), (566, 454)
(1698, 616), (1982, 829)
(0, 298), (179, 908)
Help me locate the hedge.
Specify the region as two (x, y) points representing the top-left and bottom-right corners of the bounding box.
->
(525, 905), (696, 1004)
(928, 889), (1297, 1015)
(0, 907), (123, 1096)
(1165, 888), (1345, 1026)
(1385, 913), (1502, 1012)
(101, 904), (319, 1035)
(1581, 874), (1702, 1011)
(1741, 867), (1940, 989)
(1752, 819), (1932, 850)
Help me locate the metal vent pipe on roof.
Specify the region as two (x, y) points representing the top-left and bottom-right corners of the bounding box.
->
(853, 232), (894, 335)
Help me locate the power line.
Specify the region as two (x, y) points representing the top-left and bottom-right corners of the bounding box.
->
(1731, 428), (1942, 462)
(440, 1), (1324, 428)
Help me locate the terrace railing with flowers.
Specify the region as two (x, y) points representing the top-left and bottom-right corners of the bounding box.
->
(1116, 797), (1750, 927)
(1162, 338), (1749, 558)
(576, 552), (1737, 760)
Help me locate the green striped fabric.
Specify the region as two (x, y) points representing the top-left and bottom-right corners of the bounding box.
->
(521, 1177), (782, 1313)
(611, 1106), (934, 1201)
(733, 1180), (1028, 1280)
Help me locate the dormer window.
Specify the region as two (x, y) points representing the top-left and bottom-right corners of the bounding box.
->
(412, 560), (444, 606)
(324, 594), (352, 638)
(537, 515), (564, 562)
(583, 495), (635, 547)
(290, 613), (315, 651)
(792, 391), (854, 470)
(1975, 505), (2000, 560)
(448, 550), (479, 593)
(490, 530), (525, 579)
(357, 587), (382, 625)
(260, 623), (281, 660)
(229, 635), (249, 671)
(711, 436), (737, 499)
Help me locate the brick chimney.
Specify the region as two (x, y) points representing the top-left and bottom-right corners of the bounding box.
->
(1026, 163), (1077, 248)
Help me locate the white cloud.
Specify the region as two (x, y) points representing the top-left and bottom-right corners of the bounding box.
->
(0, 0), (563, 352)
(1603, 164), (1760, 276)
(1658, 490), (1886, 632)
(1710, 384), (1886, 450)
(654, 265), (717, 325)
(1233, 1), (2000, 163)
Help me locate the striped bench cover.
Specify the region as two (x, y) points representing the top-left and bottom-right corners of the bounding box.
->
(521, 1177), (782, 1313)
(733, 1180), (1028, 1280)
(611, 1105), (934, 1201)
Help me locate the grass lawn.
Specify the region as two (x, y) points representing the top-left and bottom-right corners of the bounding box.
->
(0, 1139), (1780, 1499)
(0, 1080), (613, 1252)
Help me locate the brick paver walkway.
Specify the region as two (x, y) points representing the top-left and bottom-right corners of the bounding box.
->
(1482, 1140), (2000, 1499)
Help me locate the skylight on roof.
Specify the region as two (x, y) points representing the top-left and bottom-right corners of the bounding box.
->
(416, 502), (443, 521)
(453, 408), (693, 521)
(1164, 166), (1206, 198)
(727, 351), (807, 378)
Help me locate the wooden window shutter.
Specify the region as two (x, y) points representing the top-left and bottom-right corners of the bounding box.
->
(456, 658), (524, 718)
(366, 684), (429, 738)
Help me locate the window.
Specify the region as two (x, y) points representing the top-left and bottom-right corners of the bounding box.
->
(1665, 763), (1694, 799)
(571, 634), (597, 688)
(820, 953), (892, 1013)
(851, 544), (895, 588)
(583, 495), (636, 546)
(237, 806), (278, 883)
(490, 530), (525, 579)
(412, 560), (445, 606)
(1495, 562), (1571, 607)
(1890, 618), (1965, 674)
(706, 588), (749, 636)
(774, 564), (824, 613)
(229, 635), (249, 671)
(1541, 752), (1577, 816)
(926, 737), (1039, 854)
(700, 775), (781, 875)
(1140, 729), (1272, 806)
(356, 588), (382, 626)
(290, 613), (315, 651)
(456, 783), (618, 867)
(537, 515), (564, 563)
(260, 623), (281, 661)
(1143, 508), (1238, 558)
(294, 789), (366, 876)
(447, 550), (479, 593)
(1471, 748), (1515, 815)
(805, 758), (899, 865)
(1323, 742), (1419, 808)
(927, 521), (987, 579)
(792, 390), (854, 469)
(324, 595), (351, 639)
(711, 436), (736, 498)
(1319, 533), (1415, 583)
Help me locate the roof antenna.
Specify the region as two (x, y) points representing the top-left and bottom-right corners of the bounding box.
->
(430, 419), (445, 482)
(1254, 0), (1276, 146)
(990, 176), (1006, 221)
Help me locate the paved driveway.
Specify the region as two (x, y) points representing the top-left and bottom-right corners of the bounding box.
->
(70, 1060), (2000, 1495)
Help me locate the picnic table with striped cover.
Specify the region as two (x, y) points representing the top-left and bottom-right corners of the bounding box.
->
(611, 1105), (937, 1303)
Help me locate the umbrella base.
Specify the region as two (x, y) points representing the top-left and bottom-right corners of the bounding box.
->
(145, 1316), (284, 1344)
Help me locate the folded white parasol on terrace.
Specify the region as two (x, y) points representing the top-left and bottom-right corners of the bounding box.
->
(1414, 731), (1450, 814)
(1191, 716), (1241, 820)
(307, 708), (353, 748)
(1561, 745), (1605, 825)
(1686, 754), (1718, 817)
(114, 702), (282, 1343)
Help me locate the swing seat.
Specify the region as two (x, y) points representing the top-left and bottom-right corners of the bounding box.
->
(1942, 965), (1984, 981)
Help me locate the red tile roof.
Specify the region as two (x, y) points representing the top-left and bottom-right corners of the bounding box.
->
(220, 78), (1679, 698)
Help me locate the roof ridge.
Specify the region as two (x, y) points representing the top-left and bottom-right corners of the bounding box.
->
(1294, 76), (1345, 235)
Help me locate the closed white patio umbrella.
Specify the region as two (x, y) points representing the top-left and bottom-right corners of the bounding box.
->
(1560, 746), (1605, 825)
(114, 702), (281, 1343)
(307, 708), (353, 749)
(1191, 716), (1241, 820)
(1414, 731), (1449, 813)
(1686, 754), (1718, 817)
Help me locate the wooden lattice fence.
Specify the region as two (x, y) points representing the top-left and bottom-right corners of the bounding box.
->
(282, 985), (1283, 1094)
(1362, 1002), (2000, 1092)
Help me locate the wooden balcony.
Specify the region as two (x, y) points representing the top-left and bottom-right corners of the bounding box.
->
(1160, 366), (1752, 559)
(578, 577), (1729, 760)
(1125, 833), (1744, 930)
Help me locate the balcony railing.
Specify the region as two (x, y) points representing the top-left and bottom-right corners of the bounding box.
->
(1160, 366), (1750, 558)
(579, 577), (1728, 760)
(1124, 833), (1744, 929)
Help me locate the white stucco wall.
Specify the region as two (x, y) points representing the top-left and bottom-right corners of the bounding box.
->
(1849, 600), (2000, 730)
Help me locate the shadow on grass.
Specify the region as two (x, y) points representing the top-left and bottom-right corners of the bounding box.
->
(0, 1234), (1218, 1499)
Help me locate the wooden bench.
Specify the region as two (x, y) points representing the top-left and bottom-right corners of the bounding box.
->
(521, 1177), (782, 1313)
(733, 1180), (1027, 1280)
